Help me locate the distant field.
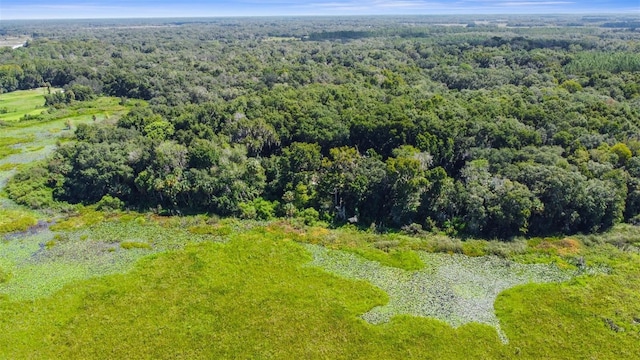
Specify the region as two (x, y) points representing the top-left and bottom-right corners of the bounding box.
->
(0, 88), (49, 122)
(0, 36), (30, 48)
(0, 93), (130, 165)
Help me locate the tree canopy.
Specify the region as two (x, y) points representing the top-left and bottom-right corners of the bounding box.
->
(3, 15), (640, 239)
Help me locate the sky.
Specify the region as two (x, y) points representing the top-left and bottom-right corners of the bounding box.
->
(1, 0), (638, 20)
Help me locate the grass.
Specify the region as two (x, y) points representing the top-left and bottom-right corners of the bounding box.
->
(0, 211), (221, 301)
(0, 136), (34, 161)
(0, 267), (9, 283)
(304, 243), (577, 343)
(496, 248), (640, 358)
(0, 229), (511, 359)
(1, 223), (638, 358)
(120, 241), (153, 250)
(0, 88), (48, 122)
(0, 208), (38, 234)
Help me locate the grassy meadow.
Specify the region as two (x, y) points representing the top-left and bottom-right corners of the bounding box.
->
(0, 89), (130, 168)
(0, 88), (49, 122)
(0, 89), (639, 358)
(1, 218), (639, 359)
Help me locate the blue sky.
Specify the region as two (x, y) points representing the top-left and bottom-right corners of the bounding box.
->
(1, 0), (638, 20)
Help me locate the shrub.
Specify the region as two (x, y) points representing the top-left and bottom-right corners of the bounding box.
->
(239, 198), (277, 220)
(462, 240), (488, 257)
(401, 223), (425, 236)
(238, 202), (258, 220)
(430, 235), (463, 254)
(282, 203), (297, 218)
(300, 207), (320, 226)
(5, 162), (58, 209)
(95, 195), (125, 211)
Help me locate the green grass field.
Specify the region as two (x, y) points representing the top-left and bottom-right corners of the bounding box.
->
(0, 89), (639, 358)
(0, 220), (638, 359)
(0, 88), (49, 122)
(0, 90), (129, 167)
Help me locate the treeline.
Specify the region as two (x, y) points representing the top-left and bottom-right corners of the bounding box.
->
(3, 17), (640, 239)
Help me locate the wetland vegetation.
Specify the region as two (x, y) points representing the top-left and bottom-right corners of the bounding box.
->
(0, 15), (639, 358)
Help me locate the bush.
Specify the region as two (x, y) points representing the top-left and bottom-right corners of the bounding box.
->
(300, 207), (320, 226)
(5, 162), (58, 209)
(238, 202), (258, 220)
(239, 198), (277, 220)
(430, 235), (463, 254)
(401, 223), (425, 236)
(254, 198), (277, 220)
(462, 240), (488, 257)
(95, 195), (125, 211)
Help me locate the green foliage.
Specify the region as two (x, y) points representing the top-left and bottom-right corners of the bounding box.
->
(564, 51), (640, 74)
(187, 224), (232, 237)
(0, 267), (10, 283)
(3, 18), (640, 240)
(274, 142), (323, 195)
(95, 195), (124, 212)
(0, 136), (32, 160)
(0, 209), (38, 234)
(66, 84), (96, 102)
(5, 162), (58, 209)
(319, 146), (386, 222)
(559, 79), (583, 93)
(0, 88), (47, 122)
(143, 120), (174, 141)
(120, 241), (152, 250)
(611, 143), (632, 166)
(299, 207), (320, 226)
(239, 197), (277, 220)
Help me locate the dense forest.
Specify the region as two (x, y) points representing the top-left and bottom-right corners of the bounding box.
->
(2, 16), (640, 239)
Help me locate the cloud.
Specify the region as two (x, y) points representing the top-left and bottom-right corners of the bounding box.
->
(500, 1), (573, 6)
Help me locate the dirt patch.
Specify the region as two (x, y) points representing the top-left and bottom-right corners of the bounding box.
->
(0, 36), (30, 48)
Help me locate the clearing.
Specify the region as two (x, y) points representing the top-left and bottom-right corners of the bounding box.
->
(0, 88), (49, 122)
